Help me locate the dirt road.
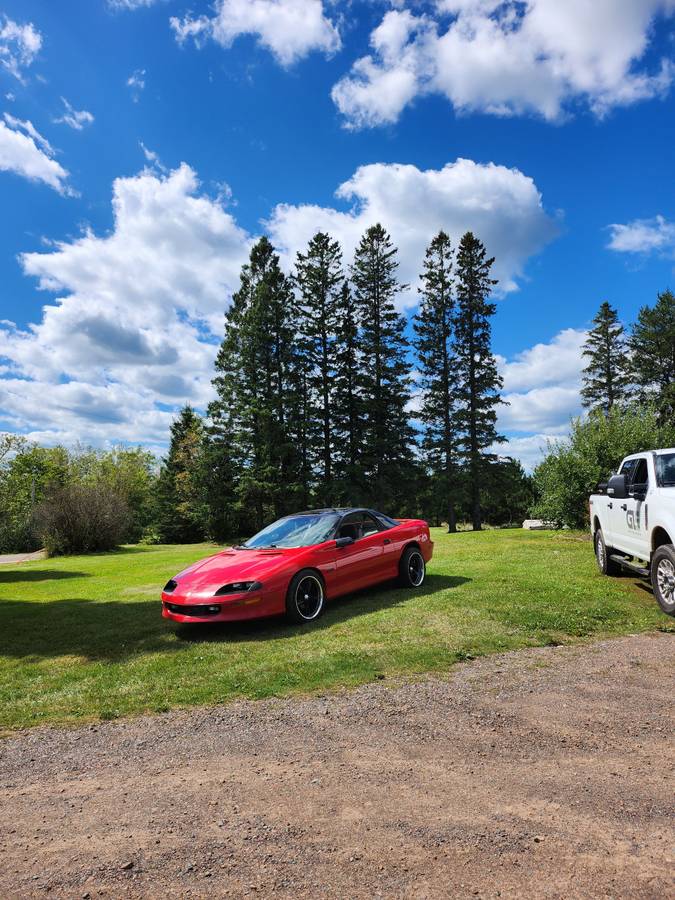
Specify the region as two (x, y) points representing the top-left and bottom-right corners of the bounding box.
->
(1, 633), (673, 899)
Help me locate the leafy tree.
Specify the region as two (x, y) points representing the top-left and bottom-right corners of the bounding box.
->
(480, 457), (534, 527)
(332, 281), (363, 504)
(451, 232), (504, 530)
(531, 404), (675, 528)
(155, 406), (206, 543)
(350, 224), (414, 510)
(209, 237), (299, 530)
(580, 301), (630, 413)
(34, 483), (131, 555)
(413, 231), (459, 532)
(294, 232), (343, 504)
(629, 289), (675, 422)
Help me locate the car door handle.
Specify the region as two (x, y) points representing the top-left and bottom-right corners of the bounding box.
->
(621, 504), (628, 511)
(383, 538), (391, 545)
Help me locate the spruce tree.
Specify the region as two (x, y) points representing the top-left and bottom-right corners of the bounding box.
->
(332, 280), (363, 504)
(452, 232), (504, 531)
(155, 405), (206, 543)
(294, 232), (343, 504)
(629, 289), (675, 422)
(413, 231), (458, 532)
(209, 237), (299, 530)
(581, 301), (630, 413)
(350, 224), (413, 510)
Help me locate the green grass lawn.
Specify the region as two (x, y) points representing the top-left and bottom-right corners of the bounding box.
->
(0, 529), (671, 732)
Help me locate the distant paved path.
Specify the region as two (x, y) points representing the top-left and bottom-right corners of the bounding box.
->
(0, 550), (46, 565)
(1, 633), (673, 899)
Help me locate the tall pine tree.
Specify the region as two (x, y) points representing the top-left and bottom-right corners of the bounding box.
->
(452, 232), (504, 531)
(413, 231), (458, 532)
(581, 301), (630, 413)
(209, 237), (300, 530)
(332, 280), (363, 504)
(155, 405), (206, 543)
(294, 232), (343, 504)
(629, 289), (675, 423)
(351, 224), (413, 510)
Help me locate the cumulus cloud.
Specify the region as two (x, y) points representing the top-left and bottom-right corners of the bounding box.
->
(126, 68), (146, 101)
(607, 214), (675, 256)
(0, 164), (252, 445)
(0, 15), (42, 81)
(267, 158), (558, 299)
(170, 0), (341, 67)
(333, 1), (675, 128)
(54, 97), (94, 131)
(0, 114), (72, 195)
(108, 0), (159, 9)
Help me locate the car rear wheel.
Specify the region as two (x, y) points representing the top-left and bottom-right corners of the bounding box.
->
(651, 545), (675, 616)
(399, 546), (425, 588)
(285, 570), (325, 624)
(594, 529), (620, 576)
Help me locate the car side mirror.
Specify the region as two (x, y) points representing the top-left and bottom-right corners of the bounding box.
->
(607, 473), (628, 499)
(335, 536), (354, 548)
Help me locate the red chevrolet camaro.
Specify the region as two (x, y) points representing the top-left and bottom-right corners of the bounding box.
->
(161, 507), (434, 625)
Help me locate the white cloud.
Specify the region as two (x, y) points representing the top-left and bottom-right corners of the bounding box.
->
(0, 15), (42, 81)
(0, 164), (252, 446)
(54, 97), (94, 131)
(171, 0), (341, 67)
(499, 328), (586, 393)
(607, 214), (675, 255)
(267, 158), (558, 299)
(126, 68), (146, 101)
(333, 1), (675, 128)
(0, 114), (72, 195)
(108, 0), (159, 9)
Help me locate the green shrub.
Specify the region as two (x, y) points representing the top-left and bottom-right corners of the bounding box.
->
(33, 484), (131, 555)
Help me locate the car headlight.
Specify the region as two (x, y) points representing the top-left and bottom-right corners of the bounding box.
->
(163, 579), (178, 592)
(214, 581), (262, 596)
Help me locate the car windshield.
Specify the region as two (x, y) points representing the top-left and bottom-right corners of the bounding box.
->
(655, 452), (675, 487)
(242, 513), (341, 549)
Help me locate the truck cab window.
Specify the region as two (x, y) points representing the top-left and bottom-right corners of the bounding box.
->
(631, 458), (648, 490)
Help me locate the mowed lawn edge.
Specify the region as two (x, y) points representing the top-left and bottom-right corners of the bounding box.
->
(0, 529), (672, 732)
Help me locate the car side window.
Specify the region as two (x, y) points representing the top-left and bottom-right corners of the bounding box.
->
(337, 513), (362, 542)
(360, 513), (382, 537)
(631, 458), (648, 488)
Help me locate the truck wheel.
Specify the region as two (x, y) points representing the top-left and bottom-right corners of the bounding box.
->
(651, 545), (675, 616)
(594, 529), (620, 576)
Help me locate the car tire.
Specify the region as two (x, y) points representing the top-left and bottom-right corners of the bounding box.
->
(398, 545), (426, 588)
(594, 529), (621, 576)
(651, 544), (675, 616)
(285, 569), (326, 624)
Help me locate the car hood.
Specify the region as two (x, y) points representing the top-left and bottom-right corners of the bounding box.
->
(169, 547), (298, 594)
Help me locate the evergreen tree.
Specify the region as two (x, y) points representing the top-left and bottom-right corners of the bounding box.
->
(580, 301), (630, 413)
(413, 231), (458, 532)
(209, 237), (299, 531)
(452, 232), (504, 531)
(629, 289), (675, 422)
(350, 224), (414, 510)
(294, 232), (343, 504)
(332, 280), (363, 504)
(155, 405), (206, 543)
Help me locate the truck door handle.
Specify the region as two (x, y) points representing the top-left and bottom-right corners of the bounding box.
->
(383, 538), (391, 545)
(621, 504), (628, 511)
(608, 502), (613, 509)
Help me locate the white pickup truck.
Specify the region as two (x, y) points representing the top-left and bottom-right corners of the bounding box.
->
(590, 449), (675, 615)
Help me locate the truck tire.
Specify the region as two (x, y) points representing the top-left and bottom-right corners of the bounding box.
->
(594, 529), (621, 576)
(650, 545), (675, 616)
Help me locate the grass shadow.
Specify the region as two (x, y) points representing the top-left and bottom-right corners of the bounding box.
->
(0, 570), (91, 583)
(175, 573), (471, 645)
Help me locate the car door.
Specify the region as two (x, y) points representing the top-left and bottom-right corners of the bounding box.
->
(609, 457), (649, 557)
(334, 512), (386, 594)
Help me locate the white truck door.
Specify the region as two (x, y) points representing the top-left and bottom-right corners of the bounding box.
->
(610, 456), (650, 558)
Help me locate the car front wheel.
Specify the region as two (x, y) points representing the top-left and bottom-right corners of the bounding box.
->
(651, 545), (675, 616)
(285, 569), (325, 624)
(399, 546), (426, 588)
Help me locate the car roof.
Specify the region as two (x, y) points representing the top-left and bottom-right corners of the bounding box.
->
(293, 507), (389, 517)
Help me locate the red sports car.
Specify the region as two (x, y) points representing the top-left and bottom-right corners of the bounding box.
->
(161, 508), (433, 625)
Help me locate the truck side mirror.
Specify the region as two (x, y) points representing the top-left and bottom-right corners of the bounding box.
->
(607, 473), (628, 499)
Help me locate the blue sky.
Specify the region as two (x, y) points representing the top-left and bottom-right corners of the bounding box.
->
(1, 0), (674, 469)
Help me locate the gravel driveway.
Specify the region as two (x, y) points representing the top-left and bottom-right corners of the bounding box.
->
(1, 633), (673, 899)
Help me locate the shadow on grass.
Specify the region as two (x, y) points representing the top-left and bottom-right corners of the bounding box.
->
(0, 574), (470, 661)
(0, 570), (91, 583)
(176, 573), (471, 646)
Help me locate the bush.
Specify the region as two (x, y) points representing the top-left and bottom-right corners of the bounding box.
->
(531, 405), (675, 529)
(33, 484), (131, 555)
